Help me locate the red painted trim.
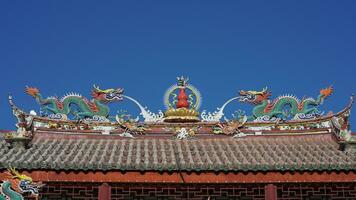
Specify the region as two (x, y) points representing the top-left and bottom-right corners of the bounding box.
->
(0, 170), (355, 183)
(0, 130), (12, 133)
(5, 130), (334, 140)
(181, 171), (356, 183)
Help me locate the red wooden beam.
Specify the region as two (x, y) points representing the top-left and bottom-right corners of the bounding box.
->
(180, 171), (356, 183)
(0, 170), (355, 183)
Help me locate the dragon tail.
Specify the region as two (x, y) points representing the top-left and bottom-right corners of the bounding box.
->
(25, 86), (45, 104)
(318, 86), (333, 104)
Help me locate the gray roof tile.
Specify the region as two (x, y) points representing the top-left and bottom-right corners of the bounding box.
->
(0, 133), (355, 172)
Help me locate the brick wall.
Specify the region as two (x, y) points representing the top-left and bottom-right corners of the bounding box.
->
(276, 183), (356, 200)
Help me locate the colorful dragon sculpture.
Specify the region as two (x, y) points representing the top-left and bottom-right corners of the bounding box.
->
(115, 111), (149, 135)
(238, 86), (333, 121)
(25, 85), (124, 120)
(213, 115), (247, 135)
(0, 168), (43, 200)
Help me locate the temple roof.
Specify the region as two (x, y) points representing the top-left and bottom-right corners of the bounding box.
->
(0, 131), (355, 172)
(1, 81), (355, 173)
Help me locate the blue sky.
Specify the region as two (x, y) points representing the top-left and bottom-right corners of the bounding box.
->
(1, 1), (355, 130)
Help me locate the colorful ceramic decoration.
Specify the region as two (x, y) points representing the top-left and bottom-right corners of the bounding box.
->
(163, 76), (201, 122)
(6, 77), (351, 139)
(0, 168), (44, 200)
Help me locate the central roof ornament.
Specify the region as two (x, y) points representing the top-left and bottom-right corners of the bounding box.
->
(163, 76), (201, 122)
(5, 77), (355, 140)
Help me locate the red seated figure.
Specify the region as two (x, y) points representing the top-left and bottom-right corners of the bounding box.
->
(176, 88), (189, 109)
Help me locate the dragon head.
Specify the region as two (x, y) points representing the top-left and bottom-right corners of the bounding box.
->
(239, 87), (271, 104)
(91, 85), (124, 103)
(25, 86), (40, 98)
(5, 167), (44, 199)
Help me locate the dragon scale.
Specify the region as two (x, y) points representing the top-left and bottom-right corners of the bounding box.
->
(25, 86), (124, 119)
(239, 86), (333, 120)
(0, 181), (23, 200)
(0, 168), (43, 200)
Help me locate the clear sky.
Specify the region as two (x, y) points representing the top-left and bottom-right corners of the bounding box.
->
(1, 1), (355, 130)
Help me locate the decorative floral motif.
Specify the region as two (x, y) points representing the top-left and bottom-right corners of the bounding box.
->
(213, 115), (247, 135)
(116, 111), (149, 135)
(174, 127), (198, 139)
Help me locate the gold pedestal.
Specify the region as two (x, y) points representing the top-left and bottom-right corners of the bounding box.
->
(164, 108), (200, 123)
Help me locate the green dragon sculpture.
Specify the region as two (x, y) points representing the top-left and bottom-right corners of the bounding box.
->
(0, 168), (43, 200)
(238, 86), (333, 121)
(25, 85), (124, 120)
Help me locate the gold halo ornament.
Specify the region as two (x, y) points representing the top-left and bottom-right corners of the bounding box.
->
(163, 76), (201, 122)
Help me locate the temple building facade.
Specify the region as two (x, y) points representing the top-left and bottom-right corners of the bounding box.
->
(0, 77), (355, 200)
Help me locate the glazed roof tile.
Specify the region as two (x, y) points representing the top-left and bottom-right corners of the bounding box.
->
(0, 133), (355, 172)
